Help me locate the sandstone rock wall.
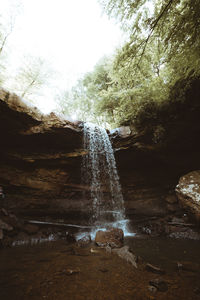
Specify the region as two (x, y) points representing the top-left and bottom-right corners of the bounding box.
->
(1, 88), (200, 225)
(0, 89), (87, 220)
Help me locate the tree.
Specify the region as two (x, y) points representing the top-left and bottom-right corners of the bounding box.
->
(99, 0), (200, 69)
(92, 0), (200, 127)
(57, 0), (200, 129)
(13, 55), (53, 101)
(0, 15), (14, 85)
(55, 57), (113, 127)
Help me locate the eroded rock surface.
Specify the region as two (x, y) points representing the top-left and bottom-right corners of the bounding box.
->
(0, 89), (86, 219)
(1, 85), (200, 231)
(176, 171), (200, 224)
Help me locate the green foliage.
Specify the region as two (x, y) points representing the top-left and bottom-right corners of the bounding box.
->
(99, 0), (200, 65)
(97, 0), (200, 128)
(56, 57), (113, 127)
(57, 0), (200, 132)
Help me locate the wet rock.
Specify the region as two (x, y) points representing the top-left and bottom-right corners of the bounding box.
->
(112, 246), (137, 268)
(77, 234), (91, 247)
(65, 268), (80, 275)
(95, 228), (124, 248)
(176, 170), (200, 224)
(149, 279), (168, 292)
(0, 219), (13, 231)
(145, 263), (165, 275)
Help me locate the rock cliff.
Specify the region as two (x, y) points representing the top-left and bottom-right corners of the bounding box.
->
(0, 89), (85, 221)
(1, 86), (200, 228)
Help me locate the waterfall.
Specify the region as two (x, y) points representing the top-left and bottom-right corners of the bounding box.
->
(82, 122), (127, 231)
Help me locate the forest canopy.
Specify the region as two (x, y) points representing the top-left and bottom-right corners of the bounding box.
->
(1, 1), (199, 129)
(59, 0), (200, 129)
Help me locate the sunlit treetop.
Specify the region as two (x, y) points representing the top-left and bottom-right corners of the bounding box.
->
(99, 0), (200, 69)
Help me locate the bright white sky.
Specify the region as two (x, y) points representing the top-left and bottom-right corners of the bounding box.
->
(1, 0), (124, 113)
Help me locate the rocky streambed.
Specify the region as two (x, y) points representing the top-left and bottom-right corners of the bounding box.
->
(1, 237), (200, 300)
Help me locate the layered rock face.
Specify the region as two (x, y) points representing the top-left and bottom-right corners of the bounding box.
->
(113, 133), (200, 221)
(1, 85), (200, 227)
(0, 89), (87, 221)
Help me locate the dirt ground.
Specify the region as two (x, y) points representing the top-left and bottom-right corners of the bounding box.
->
(0, 239), (200, 300)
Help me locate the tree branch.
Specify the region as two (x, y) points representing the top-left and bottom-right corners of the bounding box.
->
(136, 0), (175, 67)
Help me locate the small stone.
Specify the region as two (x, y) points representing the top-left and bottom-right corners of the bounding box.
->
(90, 248), (99, 253)
(145, 263), (165, 275)
(148, 285), (157, 293)
(149, 279), (168, 292)
(65, 268), (80, 275)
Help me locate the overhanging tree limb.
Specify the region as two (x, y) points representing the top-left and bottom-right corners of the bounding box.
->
(136, 0), (175, 67)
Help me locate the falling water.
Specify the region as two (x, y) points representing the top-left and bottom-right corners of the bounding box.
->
(82, 122), (127, 232)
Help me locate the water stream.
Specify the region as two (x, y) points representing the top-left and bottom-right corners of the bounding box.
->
(82, 122), (129, 235)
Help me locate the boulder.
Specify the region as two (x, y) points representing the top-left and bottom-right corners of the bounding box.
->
(77, 234), (91, 247)
(176, 171), (200, 224)
(95, 228), (124, 248)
